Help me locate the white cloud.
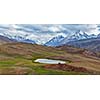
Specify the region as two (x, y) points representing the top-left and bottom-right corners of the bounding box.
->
(59, 24), (100, 35)
(48, 26), (60, 32)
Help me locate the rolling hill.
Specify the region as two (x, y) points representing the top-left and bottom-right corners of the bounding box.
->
(0, 42), (100, 74)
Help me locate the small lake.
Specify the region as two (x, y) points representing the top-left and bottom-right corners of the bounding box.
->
(34, 59), (66, 64)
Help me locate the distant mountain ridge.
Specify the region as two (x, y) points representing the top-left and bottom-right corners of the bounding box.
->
(45, 35), (65, 46)
(45, 30), (98, 46)
(0, 34), (36, 44)
(44, 31), (100, 52)
(65, 37), (100, 52)
(0, 35), (16, 44)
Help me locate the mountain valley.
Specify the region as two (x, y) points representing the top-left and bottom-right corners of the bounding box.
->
(0, 24), (100, 74)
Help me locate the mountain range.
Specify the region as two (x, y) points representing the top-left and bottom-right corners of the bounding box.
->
(66, 37), (100, 52)
(45, 30), (99, 46)
(0, 24), (100, 52)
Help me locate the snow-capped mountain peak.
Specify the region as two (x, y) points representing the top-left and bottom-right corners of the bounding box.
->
(69, 30), (90, 40)
(97, 33), (100, 37)
(45, 35), (65, 46)
(45, 30), (98, 46)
